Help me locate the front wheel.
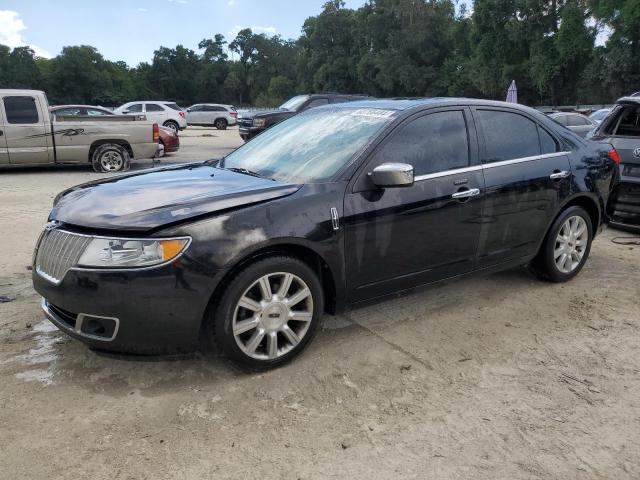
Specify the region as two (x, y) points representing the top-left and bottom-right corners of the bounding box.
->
(530, 206), (593, 282)
(91, 143), (129, 173)
(206, 256), (324, 370)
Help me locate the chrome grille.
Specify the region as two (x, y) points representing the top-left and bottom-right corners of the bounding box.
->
(35, 229), (92, 284)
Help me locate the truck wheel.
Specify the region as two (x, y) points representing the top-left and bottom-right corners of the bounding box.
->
(163, 121), (179, 133)
(215, 118), (228, 130)
(91, 144), (130, 173)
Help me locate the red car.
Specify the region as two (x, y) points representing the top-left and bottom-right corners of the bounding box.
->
(159, 126), (180, 155)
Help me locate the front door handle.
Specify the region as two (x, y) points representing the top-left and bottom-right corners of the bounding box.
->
(451, 188), (480, 199)
(549, 170), (570, 180)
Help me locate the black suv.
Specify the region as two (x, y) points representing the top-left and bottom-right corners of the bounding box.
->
(238, 93), (368, 141)
(588, 95), (640, 229)
(34, 98), (617, 370)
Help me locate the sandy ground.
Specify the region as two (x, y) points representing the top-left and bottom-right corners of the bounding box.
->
(1, 127), (639, 479)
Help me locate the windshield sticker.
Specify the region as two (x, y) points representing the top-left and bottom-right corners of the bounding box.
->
(349, 109), (395, 118)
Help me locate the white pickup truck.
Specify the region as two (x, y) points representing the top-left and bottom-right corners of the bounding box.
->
(0, 89), (159, 172)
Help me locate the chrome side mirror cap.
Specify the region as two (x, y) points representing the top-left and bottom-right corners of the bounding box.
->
(370, 163), (414, 188)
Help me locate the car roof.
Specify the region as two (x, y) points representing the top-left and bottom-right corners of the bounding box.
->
(50, 105), (110, 110)
(330, 97), (544, 114)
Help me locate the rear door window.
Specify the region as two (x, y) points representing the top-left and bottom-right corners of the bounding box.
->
(165, 103), (182, 111)
(372, 110), (470, 176)
(538, 127), (558, 154)
(477, 110), (541, 162)
(145, 104), (164, 112)
(4, 96), (39, 124)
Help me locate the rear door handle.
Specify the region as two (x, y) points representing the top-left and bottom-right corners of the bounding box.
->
(451, 188), (480, 199)
(549, 170), (570, 180)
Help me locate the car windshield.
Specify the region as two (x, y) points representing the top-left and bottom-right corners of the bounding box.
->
(279, 95), (309, 111)
(221, 107), (395, 183)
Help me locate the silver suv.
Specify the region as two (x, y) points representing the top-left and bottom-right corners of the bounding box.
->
(114, 101), (187, 133)
(185, 104), (237, 130)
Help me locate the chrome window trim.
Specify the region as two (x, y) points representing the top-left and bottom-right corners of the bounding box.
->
(414, 165), (483, 182)
(482, 151), (570, 169)
(412, 151), (570, 182)
(34, 229), (192, 284)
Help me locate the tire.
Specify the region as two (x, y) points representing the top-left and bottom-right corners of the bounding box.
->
(91, 143), (129, 173)
(163, 121), (179, 133)
(214, 118), (228, 130)
(205, 256), (324, 370)
(530, 206), (593, 282)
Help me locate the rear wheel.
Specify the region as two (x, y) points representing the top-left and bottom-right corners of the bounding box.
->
(206, 256), (323, 370)
(91, 143), (129, 173)
(215, 118), (228, 130)
(163, 120), (179, 134)
(530, 206), (593, 282)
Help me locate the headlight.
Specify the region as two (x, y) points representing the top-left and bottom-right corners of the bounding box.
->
(78, 237), (190, 268)
(253, 117), (266, 127)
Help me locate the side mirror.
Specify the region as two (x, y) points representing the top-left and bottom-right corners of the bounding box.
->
(186, 108), (192, 112)
(369, 163), (414, 188)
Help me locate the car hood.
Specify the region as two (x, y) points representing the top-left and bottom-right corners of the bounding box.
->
(50, 163), (301, 232)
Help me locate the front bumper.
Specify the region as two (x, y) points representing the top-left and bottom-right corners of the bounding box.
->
(33, 263), (211, 355)
(238, 126), (263, 141)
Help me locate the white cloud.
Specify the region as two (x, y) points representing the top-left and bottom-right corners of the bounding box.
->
(0, 10), (51, 57)
(229, 25), (277, 37)
(167, 0), (187, 3)
(228, 0), (236, 5)
(137, 7), (148, 12)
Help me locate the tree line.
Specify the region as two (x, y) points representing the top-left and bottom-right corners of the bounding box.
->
(0, 0), (638, 108)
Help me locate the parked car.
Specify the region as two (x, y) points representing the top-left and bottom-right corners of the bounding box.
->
(114, 101), (187, 133)
(50, 105), (114, 119)
(548, 112), (596, 137)
(589, 108), (612, 125)
(237, 93), (369, 141)
(589, 95), (640, 229)
(157, 125), (180, 156)
(33, 98), (617, 369)
(185, 104), (237, 129)
(0, 90), (159, 172)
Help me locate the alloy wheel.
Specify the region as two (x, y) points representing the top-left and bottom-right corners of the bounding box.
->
(232, 272), (314, 360)
(554, 215), (588, 273)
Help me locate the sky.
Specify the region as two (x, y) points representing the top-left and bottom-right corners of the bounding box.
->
(0, 0), (606, 67)
(0, 0), (368, 66)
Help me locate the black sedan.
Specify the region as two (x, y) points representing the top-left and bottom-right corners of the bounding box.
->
(33, 98), (618, 369)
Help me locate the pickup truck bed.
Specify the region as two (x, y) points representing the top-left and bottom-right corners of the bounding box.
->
(0, 89), (159, 172)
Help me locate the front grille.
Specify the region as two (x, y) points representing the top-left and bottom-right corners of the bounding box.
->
(35, 229), (92, 284)
(238, 118), (253, 128)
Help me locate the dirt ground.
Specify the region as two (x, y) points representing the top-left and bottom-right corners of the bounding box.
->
(1, 127), (639, 479)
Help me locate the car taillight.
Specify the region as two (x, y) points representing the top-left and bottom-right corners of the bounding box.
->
(608, 149), (621, 165)
(153, 123), (159, 142)
(230, 112), (238, 118)
(179, 111), (185, 118)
